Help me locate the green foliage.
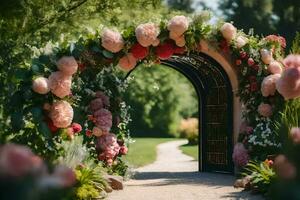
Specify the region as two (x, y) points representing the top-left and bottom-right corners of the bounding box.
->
(167, 0), (195, 13)
(179, 144), (198, 160)
(291, 32), (300, 54)
(124, 65), (198, 137)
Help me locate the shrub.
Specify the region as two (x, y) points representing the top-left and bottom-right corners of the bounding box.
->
(179, 118), (199, 145)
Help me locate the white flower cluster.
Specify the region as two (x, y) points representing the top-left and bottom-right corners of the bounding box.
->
(248, 117), (281, 148)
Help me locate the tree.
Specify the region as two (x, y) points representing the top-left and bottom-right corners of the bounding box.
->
(167, 0), (195, 13)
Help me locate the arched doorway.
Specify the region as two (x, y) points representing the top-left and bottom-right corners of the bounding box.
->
(126, 52), (234, 173)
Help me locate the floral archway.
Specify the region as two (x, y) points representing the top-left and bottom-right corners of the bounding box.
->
(9, 13), (296, 174)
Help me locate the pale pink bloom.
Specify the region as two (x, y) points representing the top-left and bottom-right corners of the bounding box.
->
(135, 23), (160, 47)
(89, 98), (103, 112)
(97, 133), (120, 164)
(94, 108), (112, 132)
(175, 35), (186, 47)
(101, 28), (124, 53)
(220, 23), (237, 41)
(236, 36), (248, 49)
(260, 49), (273, 64)
(48, 71), (72, 98)
(95, 91), (110, 107)
(49, 100), (74, 128)
(118, 53), (137, 71)
(32, 77), (50, 94)
(283, 54), (300, 69)
(53, 165), (76, 187)
(232, 143), (249, 167)
(290, 127), (300, 144)
(167, 15), (189, 39)
(257, 103), (273, 117)
(92, 126), (103, 137)
(56, 56), (78, 76)
(268, 61), (283, 74)
(274, 155), (297, 180)
(261, 74), (281, 97)
(276, 67), (300, 100)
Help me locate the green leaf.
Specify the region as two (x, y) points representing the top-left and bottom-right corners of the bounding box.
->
(102, 50), (114, 58)
(11, 112), (25, 131)
(31, 107), (43, 123)
(38, 121), (52, 140)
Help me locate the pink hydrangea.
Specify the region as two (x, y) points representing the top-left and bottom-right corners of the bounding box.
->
(260, 49), (273, 64)
(167, 15), (189, 39)
(97, 133), (120, 165)
(48, 71), (72, 98)
(118, 53), (137, 71)
(49, 100), (74, 128)
(220, 23), (237, 41)
(94, 108), (112, 132)
(135, 23), (160, 47)
(32, 77), (50, 94)
(95, 91), (110, 107)
(290, 127), (300, 144)
(232, 143), (249, 167)
(56, 56), (78, 76)
(261, 74), (281, 97)
(89, 98), (103, 111)
(101, 28), (124, 53)
(257, 103), (273, 117)
(268, 61), (283, 74)
(0, 144), (43, 177)
(276, 67), (300, 100)
(283, 54), (300, 69)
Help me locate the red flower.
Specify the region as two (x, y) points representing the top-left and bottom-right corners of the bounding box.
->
(119, 145), (128, 155)
(130, 43), (149, 60)
(248, 76), (257, 82)
(174, 46), (186, 55)
(155, 41), (175, 60)
(236, 59), (242, 66)
(219, 40), (230, 53)
(250, 82), (258, 92)
(251, 64), (259, 71)
(239, 51), (248, 59)
(78, 62), (86, 71)
(47, 119), (58, 133)
(71, 123), (82, 133)
(85, 130), (92, 137)
(247, 58), (255, 66)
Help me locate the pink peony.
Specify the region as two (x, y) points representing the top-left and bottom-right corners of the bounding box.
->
(167, 15), (189, 39)
(220, 23), (237, 41)
(56, 56), (78, 76)
(290, 127), (300, 144)
(32, 77), (50, 94)
(101, 28), (124, 53)
(97, 133), (120, 165)
(257, 103), (273, 117)
(0, 144), (43, 177)
(135, 23), (160, 47)
(95, 91), (110, 107)
(261, 74), (281, 97)
(89, 98), (103, 111)
(260, 49), (273, 64)
(49, 100), (74, 128)
(276, 67), (300, 100)
(118, 53), (137, 71)
(274, 155), (297, 180)
(268, 61), (283, 74)
(71, 123), (82, 133)
(94, 108), (112, 132)
(235, 36), (248, 49)
(175, 35), (186, 47)
(283, 54), (300, 69)
(232, 143), (249, 167)
(48, 71), (72, 98)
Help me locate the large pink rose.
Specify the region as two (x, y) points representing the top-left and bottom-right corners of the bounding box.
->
(283, 54), (300, 69)
(94, 108), (112, 132)
(118, 53), (137, 71)
(290, 127), (300, 144)
(167, 15), (189, 39)
(220, 23), (237, 41)
(49, 100), (74, 128)
(57, 56), (78, 76)
(232, 143), (249, 167)
(101, 28), (124, 53)
(257, 103), (273, 117)
(48, 71), (72, 98)
(268, 61), (283, 74)
(32, 77), (50, 94)
(261, 74), (281, 97)
(276, 67), (300, 100)
(135, 23), (160, 47)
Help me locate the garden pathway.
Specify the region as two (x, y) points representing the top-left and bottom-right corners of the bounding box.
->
(108, 140), (263, 200)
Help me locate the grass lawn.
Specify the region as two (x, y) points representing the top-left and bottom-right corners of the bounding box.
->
(179, 144), (198, 160)
(124, 138), (175, 167)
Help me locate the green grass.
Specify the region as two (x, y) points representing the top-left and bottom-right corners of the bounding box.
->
(124, 138), (175, 167)
(179, 144), (198, 160)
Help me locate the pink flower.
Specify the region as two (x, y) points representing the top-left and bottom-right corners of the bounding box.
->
(236, 59), (242, 66)
(276, 66), (300, 100)
(283, 54), (300, 69)
(53, 165), (76, 187)
(220, 23), (237, 41)
(94, 108), (112, 132)
(118, 53), (137, 71)
(174, 35), (186, 47)
(290, 127), (300, 144)
(235, 36), (248, 49)
(92, 126), (103, 137)
(265, 35), (286, 49)
(32, 77), (50, 94)
(95, 91), (110, 107)
(71, 123), (82, 133)
(97, 133), (120, 164)
(0, 144), (43, 177)
(274, 155), (297, 180)
(155, 41), (175, 60)
(232, 143), (249, 167)
(101, 28), (124, 53)
(130, 43), (149, 60)
(268, 61), (283, 74)
(261, 74), (281, 97)
(247, 58), (255, 66)
(49, 100), (74, 128)
(48, 71), (72, 98)
(56, 56), (78, 76)
(119, 145), (128, 155)
(260, 49), (273, 64)
(89, 98), (103, 111)
(257, 103), (273, 117)
(167, 15), (189, 39)
(135, 23), (160, 47)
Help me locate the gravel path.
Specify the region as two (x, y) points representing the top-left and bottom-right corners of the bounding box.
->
(108, 140), (263, 200)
